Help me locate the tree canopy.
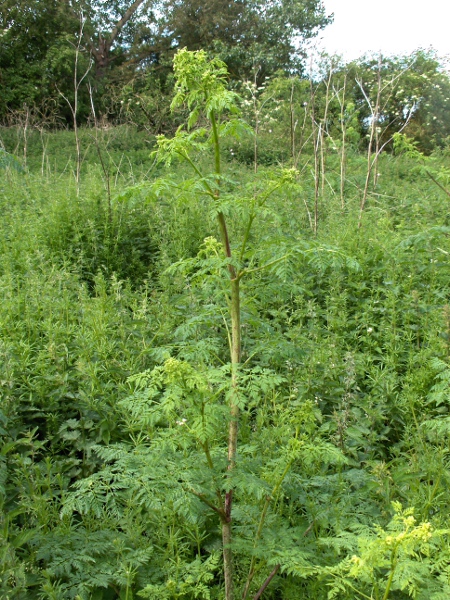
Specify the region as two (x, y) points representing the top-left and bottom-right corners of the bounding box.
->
(0, 0), (331, 121)
(3, 1), (450, 154)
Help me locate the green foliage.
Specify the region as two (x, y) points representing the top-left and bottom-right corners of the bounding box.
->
(339, 50), (450, 153)
(3, 46), (450, 599)
(0, 0), (80, 119)
(0, 148), (23, 172)
(0, 0), (331, 125)
(168, 0), (331, 81)
(326, 503), (442, 600)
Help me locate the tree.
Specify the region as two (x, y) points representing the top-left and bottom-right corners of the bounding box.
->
(0, 0), (332, 124)
(342, 51), (450, 153)
(0, 0), (79, 118)
(0, 0), (161, 120)
(167, 0), (332, 81)
(71, 0), (161, 79)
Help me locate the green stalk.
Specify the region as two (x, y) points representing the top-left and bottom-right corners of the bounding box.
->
(210, 108), (240, 600)
(180, 104), (239, 600)
(211, 111), (222, 179)
(381, 549), (398, 600)
(241, 460), (293, 599)
(177, 150), (216, 199)
(239, 212), (256, 262)
(222, 276), (240, 600)
(201, 402), (225, 509)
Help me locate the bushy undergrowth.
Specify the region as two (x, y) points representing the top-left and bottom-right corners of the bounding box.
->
(1, 120), (450, 600)
(0, 125), (153, 175)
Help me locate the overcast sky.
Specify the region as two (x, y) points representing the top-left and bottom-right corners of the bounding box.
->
(315, 0), (450, 61)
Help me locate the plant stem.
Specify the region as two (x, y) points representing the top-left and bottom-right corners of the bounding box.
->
(242, 460), (292, 599)
(252, 565), (280, 600)
(239, 212), (256, 262)
(211, 111), (222, 180)
(425, 170), (450, 199)
(222, 275), (241, 600)
(187, 487), (226, 519)
(309, 57), (319, 236)
(210, 107), (241, 600)
(241, 253), (291, 278)
(381, 550), (398, 600)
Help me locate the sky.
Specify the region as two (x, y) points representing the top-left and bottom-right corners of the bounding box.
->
(315, 0), (450, 61)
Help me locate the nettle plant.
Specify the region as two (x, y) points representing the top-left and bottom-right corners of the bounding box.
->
(63, 50), (360, 599)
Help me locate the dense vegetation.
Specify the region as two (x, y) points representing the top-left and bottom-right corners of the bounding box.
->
(2, 44), (450, 600)
(0, 0), (329, 122)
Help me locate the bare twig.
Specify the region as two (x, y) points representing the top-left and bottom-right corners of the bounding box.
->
(425, 170), (450, 199)
(57, 14), (93, 192)
(358, 109), (414, 229)
(251, 522), (315, 600)
(88, 83), (112, 221)
(252, 565), (280, 600)
(185, 487), (226, 520)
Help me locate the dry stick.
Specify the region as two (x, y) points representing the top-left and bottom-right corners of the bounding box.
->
(372, 53), (383, 189)
(22, 105), (30, 169)
(8, 106), (30, 167)
(248, 68), (274, 175)
(294, 98), (311, 169)
(57, 14), (93, 194)
(250, 522), (315, 600)
(313, 124), (320, 235)
(334, 73), (348, 209)
(289, 80), (297, 161)
(358, 107), (414, 229)
(373, 56), (416, 188)
(88, 83), (112, 223)
(252, 565), (280, 600)
(356, 70), (379, 228)
(357, 110), (413, 229)
(309, 68), (319, 236)
(295, 129), (313, 170)
(302, 187), (314, 231)
(32, 100), (62, 177)
(356, 69), (410, 229)
(340, 82), (347, 209)
(425, 170), (450, 199)
(115, 153), (125, 187)
(7, 109), (22, 156)
(38, 127), (49, 178)
(294, 133), (315, 231)
(10, 102), (58, 175)
(357, 54), (417, 227)
(320, 60), (335, 198)
(253, 66), (261, 174)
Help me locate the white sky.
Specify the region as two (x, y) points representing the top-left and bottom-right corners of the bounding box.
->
(315, 0), (450, 61)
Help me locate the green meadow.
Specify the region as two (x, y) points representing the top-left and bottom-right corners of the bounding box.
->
(2, 50), (450, 600)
